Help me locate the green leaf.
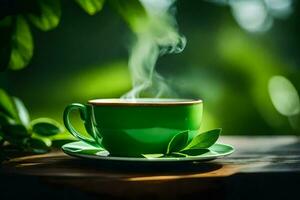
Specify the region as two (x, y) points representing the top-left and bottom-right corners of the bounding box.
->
(75, 0), (105, 15)
(12, 97), (30, 127)
(8, 16), (33, 70)
(169, 152), (188, 157)
(0, 89), (18, 119)
(48, 132), (75, 140)
(109, 0), (148, 33)
(31, 135), (52, 147)
(166, 131), (189, 154)
(31, 118), (64, 136)
(2, 124), (30, 138)
(26, 137), (50, 153)
(180, 149), (210, 156)
(0, 113), (16, 125)
(28, 0), (61, 31)
(142, 154), (164, 159)
(183, 128), (221, 150)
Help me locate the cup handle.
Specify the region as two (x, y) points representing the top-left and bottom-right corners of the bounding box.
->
(63, 103), (99, 147)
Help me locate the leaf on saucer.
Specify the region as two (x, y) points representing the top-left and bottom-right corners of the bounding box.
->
(142, 154), (164, 159)
(166, 130), (189, 154)
(78, 149), (102, 155)
(180, 149), (210, 156)
(169, 152), (188, 157)
(183, 128), (221, 150)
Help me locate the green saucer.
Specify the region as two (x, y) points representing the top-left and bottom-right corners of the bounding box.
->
(62, 141), (234, 162)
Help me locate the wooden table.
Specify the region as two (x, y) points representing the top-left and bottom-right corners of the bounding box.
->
(1, 136), (300, 200)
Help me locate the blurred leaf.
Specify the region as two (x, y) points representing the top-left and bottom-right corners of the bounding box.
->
(0, 89), (18, 119)
(184, 129), (221, 150)
(166, 130), (189, 154)
(61, 61), (131, 99)
(13, 97), (30, 127)
(31, 118), (64, 136)
(8, 16), (33, 70)
(75, 0), (105, 15)
(110, 0), (147, 32)
(48, 132), (75, 140)
(26, 137), (50, 153)
(2, 124), (30, 138)
(31, 135), (52, 147)
(0, 17), (13, 71)
(217, 28), (286, 128)
(28, 0), (61, 31)
(47, 131), (75, 148)
(0, 113), (16, 125)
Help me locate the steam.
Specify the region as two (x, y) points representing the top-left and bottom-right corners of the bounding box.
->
(121, 0), (186, 99)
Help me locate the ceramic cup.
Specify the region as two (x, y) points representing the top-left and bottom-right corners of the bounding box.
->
(63, 98), (203, 157)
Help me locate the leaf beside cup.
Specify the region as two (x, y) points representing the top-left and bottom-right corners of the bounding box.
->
(166, 130), (189, 154)
(183, 128), (221, 150)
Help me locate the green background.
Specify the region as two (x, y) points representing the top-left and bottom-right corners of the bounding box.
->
(1, 0), (300, 135)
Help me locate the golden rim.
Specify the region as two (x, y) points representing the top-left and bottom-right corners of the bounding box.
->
(88, 98), (203, 106)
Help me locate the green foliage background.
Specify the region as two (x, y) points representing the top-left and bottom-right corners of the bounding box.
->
(1, 0), (300, 135)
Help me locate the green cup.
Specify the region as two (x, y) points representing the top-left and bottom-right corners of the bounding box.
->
(63, 98), (203, 157)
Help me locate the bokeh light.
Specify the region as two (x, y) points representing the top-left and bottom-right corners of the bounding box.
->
(268, 76), (300, 117)
(230, 0), (273, 32)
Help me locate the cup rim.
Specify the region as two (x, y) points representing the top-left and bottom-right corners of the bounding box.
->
(88, 98), (203, 106)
